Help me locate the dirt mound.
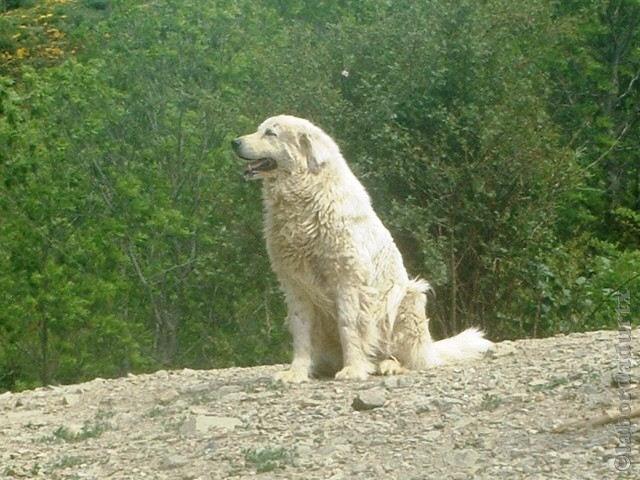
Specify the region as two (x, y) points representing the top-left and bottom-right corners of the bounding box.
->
(1, 330), (637, 479)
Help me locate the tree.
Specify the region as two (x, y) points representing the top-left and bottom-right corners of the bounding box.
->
(551, 0), (640, 243)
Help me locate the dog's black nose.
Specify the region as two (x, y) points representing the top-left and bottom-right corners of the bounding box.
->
(231, 138), (241, 151)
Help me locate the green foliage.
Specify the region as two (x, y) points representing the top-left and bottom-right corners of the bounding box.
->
(479, 394), (502, 412)
(244, 446), (296, 473)
(0, 0), (638, 392)
(49, 411), (114, 442)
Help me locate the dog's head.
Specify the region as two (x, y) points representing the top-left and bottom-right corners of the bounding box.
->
(231, 115), (338, 180)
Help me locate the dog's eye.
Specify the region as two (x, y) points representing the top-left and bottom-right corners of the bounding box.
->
(264, 128), (277, 137)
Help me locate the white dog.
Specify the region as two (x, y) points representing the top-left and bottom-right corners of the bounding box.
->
(232, 115), (492, 382)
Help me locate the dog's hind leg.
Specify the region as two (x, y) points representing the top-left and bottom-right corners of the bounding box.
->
(389, 280), (433, 370)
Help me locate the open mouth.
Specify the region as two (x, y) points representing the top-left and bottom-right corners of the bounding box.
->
(243, 158), (278, 179)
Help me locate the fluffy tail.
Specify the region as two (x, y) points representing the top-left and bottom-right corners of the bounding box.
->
(424, 327), (493, 367)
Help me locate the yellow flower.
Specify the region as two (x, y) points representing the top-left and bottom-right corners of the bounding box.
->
(41, 46), (65, 58)
(46, 28), (66, 40)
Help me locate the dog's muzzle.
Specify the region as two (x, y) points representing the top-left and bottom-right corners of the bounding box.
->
(231, 138), (278, 180)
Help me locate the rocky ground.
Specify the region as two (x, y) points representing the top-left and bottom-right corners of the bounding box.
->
(1, 330), (638, 479)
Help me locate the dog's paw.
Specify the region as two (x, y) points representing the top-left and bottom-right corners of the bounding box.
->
(335, 365), (370, 381)
(273, 368), (309, 384)
(377, 358), (408, 376)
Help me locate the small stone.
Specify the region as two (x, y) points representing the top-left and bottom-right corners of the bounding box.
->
(297, 444), (313, 457)
(179, 415), (242, 435)
(217, 385), (243, 397)
(422, 430), (442, 441)
(383, 376), (401, 389)
(328, 469), (346, 480)
(61, 423), (85, 438)
(381, 374), (415, 389)
(0, 391), (13, 402)
(489, 341), (518, 358)
(450, 473), (468, 480)
(160, 454), (188, 469)
(351, 462), (368, 474)
(528, 379), (547, 387)
(62, 394), (82, 407)
(446, 449), (480, 470)
(204, 440), (217, 453)
(351, 389), (387, 411)
(431, 397), (464, 410)
(318, 445), (337, 456)
(154, 370), (170, 380)
(157, 389), (179, 406)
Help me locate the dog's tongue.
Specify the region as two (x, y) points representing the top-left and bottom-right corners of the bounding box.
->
(244, 158), (277, 179)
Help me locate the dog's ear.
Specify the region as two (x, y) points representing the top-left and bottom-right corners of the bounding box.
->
(299, 132), (331, 174)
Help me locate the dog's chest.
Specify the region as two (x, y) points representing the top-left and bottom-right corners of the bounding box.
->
(265, 203), (335, 261)
(263, 188), (349, 284)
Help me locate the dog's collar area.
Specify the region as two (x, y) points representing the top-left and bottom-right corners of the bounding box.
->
(243, 158), (278, 180)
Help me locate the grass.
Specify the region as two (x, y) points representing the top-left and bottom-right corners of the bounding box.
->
(143, 406), (165, 418)
(53, 456), (87, 469)
(48, 409), (114, 443)
(479, 393), (502, 411)
(188, 394), (214, 406)
(532, 375), (570, 392)
(244, 446), (296, 473)
(52, 422), (109, 442)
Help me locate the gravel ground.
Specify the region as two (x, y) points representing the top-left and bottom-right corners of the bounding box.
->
(1, 329), (638, 479)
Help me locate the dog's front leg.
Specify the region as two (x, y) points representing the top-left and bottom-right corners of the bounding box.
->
(334, 287), (375, 381)
(274, 308), (312, 383)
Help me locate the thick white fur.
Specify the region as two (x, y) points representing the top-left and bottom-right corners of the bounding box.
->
(233, 115), (493, 382)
